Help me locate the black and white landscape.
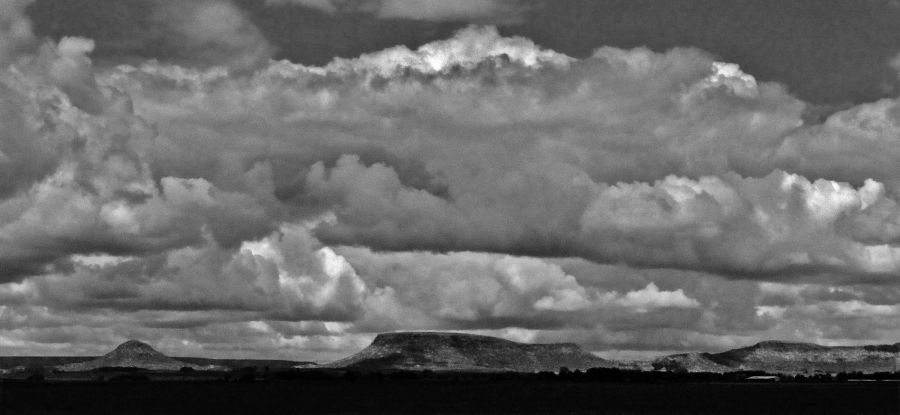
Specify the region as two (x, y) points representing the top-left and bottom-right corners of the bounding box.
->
(2, 334), (899, 413)
(2, 1), (900, 413)
(5, 332), (898, 375)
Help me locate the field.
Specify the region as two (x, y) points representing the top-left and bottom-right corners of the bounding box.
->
(2, 380), (897, 414)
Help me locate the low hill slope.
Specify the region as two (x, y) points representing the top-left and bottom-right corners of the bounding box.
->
(2, 355), (312, 372)
(653, 341), (899, 374)
(652, 352), (732, 373)
(176, 357), (316, 370)
(326, 332), (612, 372)
(0, 356), (95, 370)
(56, 340), (214, 372)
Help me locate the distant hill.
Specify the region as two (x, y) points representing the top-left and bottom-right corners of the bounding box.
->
(176, 357), (316, 370)
(0, 356), (94, 370)
(1, 347), (315, 373)
(653, 341), (900, 374)
(5, 337), (898, 375)
(56, 340), (214, 372)
(651, 352), (732, 373)
(325, 332), (614, 372)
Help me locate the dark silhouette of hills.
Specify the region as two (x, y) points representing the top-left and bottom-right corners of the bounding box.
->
(325, 331), (614, 372)
(654, 341), (900, 374)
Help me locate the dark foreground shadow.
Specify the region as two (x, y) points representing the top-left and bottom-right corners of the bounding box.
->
(2, 379), (898, 415)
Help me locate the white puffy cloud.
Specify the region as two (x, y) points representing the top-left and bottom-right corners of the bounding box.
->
(19, 224), (368, 320)
(580, 171), (900, 277)
(324, 25), (571, 75)
(612, 283), (700, 313)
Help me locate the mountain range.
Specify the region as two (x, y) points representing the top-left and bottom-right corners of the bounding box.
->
(651, 340), (900, 374)
(2, 333), (898, 375)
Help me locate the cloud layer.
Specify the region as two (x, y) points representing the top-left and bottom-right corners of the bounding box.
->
(265, 0), (529, 23)
(2, 5), (900, 360)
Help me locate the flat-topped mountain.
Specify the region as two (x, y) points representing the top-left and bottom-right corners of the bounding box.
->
(326, 332), (613, 372)
(653, 341), (900, 374)
(56, 340), (212, 372)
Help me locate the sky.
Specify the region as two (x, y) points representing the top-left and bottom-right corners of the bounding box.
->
(1, 0), (900, 362)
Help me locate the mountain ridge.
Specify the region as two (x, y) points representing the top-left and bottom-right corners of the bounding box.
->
(4, 336), (898, 375)
(325, 331), (615, 372)
(654, 340), (900, 374)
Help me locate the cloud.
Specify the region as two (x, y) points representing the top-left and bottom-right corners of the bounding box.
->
(324, 25), (571, 75)
(5, 24), (900, 285)
(3, 22), (900, 359)
(613, 283), (700, 313)
(753, 282), (900, 343)
(149, 0), (274, 72)
(338, 246), (704, 332)
(0, 10), (281, 280)
(0, 235), (713, 358)
(265, 0), (529, 24)
(0, 0), (35, 67)
(343, 248), (597, 329)
(4, 240), (899, 359)
(302, 157), (900, 280)
(579, 171), (899, 277)
(376, 0), (528, 23)
(19, 25), (884, 282)
(6, 224), (367, 319)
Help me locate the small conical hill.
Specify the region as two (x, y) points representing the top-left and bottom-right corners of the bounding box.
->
(57, 340), (205, 372)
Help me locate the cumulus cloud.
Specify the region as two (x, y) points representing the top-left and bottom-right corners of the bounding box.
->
(753, 282), (900, 343)
(338, 247), (703, 332)
(323, 25), (571, 75)
(265, 0), (529, 24)
(0, 24), (278, 280)
(3, 20), (900, 359)
(579, 171), (899, 277)
(22, 225), (367, 320)
(57, 25), (900, 282)
(0, 235), (712, 358)
(612, 283), (700, 313)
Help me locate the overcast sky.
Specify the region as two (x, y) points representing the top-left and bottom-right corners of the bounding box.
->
(2, 0), (900, 361)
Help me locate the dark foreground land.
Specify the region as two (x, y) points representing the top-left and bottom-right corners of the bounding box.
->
(2, 380), (898, 415)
